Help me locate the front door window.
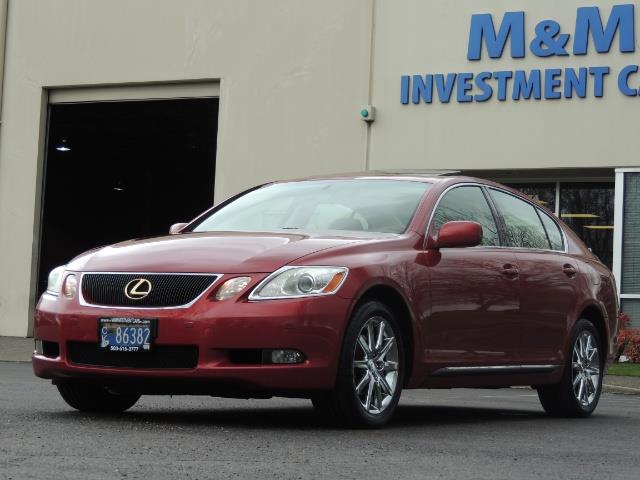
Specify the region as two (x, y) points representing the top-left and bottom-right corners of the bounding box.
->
(432, 186), (500, 246)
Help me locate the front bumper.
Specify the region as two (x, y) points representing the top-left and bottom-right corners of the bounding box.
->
(32, 283), (352, 395)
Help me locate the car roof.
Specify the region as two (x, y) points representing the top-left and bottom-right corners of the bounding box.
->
(280, 171), (457, 184)
(277, 171), (505, 187)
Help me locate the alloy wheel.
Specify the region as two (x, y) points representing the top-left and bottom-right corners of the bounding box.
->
(571, 331), (601, 407)
(352, 316), (400, 415)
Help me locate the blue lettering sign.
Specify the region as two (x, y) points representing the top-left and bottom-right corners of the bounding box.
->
(468, 12), (525, 60)
(618, 65), (639, 96)
(493, 71), (513, 101)
(412, 75), (433, 104)
(589, 67), (610, 97)
(512, 70), (542, 100)
(574, 4), (635, 55)
(435, 74), (457, 103)
(530, 20), (570, 57)
(457, 73), (474, 102)
(400, 75), (410, 104)
(544, 69), (563, 99)
(564, 68), (588, 98)
(402, 5), (638, 105)
(474, 72), (493, 102)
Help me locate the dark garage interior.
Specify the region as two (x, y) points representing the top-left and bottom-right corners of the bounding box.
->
(37, 98), (219, 297)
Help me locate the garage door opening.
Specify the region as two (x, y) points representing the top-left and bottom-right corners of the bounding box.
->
(37, 97), (219, 297)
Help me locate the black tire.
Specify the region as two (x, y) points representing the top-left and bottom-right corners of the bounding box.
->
(537, 319), (603, 418)
(312, 300), (405, 428)
(56, 382), (141, 413)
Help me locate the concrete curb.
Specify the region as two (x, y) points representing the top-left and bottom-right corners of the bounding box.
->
(0, 337), (33, 362)
(603, 384), (640, 395)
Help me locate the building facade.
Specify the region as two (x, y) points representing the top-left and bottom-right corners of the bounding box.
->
(0, 0), (638, 336)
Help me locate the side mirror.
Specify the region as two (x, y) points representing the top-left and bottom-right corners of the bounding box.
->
(169, 222), (188, 235)
(435, 221), (483, 248)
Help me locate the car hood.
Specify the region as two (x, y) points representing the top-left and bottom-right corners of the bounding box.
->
(66, 231), (386, 274)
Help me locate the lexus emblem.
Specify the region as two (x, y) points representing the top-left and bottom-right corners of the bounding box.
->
(124, 278), (152, 300)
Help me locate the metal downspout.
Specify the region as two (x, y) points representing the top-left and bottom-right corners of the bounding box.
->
(0, 0), (9, 129)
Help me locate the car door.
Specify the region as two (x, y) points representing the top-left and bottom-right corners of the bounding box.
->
(488, 188), (578, 365)
(425, 185), (521, 370)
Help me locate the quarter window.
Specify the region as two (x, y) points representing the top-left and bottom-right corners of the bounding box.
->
(489, 189), (550, 250)
(432, 186), (500, 246)
(538, 210), (564, 251)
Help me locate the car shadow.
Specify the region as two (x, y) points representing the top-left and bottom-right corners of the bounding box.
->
(390, 405), (546, 429)
(42, 403), (550, 431)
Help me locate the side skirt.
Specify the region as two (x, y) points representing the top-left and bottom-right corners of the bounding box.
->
(431, 365), (560, 377)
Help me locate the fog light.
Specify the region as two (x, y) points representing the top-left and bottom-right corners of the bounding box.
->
(267, 349), (305, 364)
(35, 339), (43, 355)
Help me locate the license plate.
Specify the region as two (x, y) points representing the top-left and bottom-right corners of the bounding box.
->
(98, 318), (156, 352)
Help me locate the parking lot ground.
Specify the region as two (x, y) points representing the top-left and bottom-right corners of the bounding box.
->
(1, 361), (639, 480)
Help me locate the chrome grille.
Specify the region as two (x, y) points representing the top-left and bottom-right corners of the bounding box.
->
(81, 273), (219, 308)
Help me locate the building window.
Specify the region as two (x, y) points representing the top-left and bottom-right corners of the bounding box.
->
(506, 183), (557, 211)
(621, 173), (640, 295)
(506, 182), (615, 269)
(559, 183), (615, 269)
(617, 171), (640, 327)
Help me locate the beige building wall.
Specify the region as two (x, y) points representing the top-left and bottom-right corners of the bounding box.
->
(370, 0), (640, 171)
(0, 0), (372, 336)
(0, 0), (637, 336)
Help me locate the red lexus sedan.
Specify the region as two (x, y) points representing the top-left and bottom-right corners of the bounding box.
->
(33, 174), (618, 428)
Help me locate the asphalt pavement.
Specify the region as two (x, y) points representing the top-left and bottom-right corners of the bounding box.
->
(1, 361), (639, 480)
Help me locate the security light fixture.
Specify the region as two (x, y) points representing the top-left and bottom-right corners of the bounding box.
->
(55, 139), (71, 152)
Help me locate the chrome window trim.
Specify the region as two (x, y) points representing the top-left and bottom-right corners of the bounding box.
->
(432, 364), (560, 376)
(78, 272), (222, 310)
(425, 182), (569, 254)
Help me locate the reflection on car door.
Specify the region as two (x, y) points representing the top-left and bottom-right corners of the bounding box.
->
(425, 186), (521, 369)
(488, 189), (578, 365)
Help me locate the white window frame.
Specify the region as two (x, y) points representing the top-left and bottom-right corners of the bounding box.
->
(614, 168), (640, 301)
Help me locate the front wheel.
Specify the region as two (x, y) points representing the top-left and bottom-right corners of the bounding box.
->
(537, 319), (603, 418)
(312, 300), (404, 428)
(57, 382), (141, 413)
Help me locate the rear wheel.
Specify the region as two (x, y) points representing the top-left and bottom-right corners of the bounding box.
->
(56, 382), (140, 413)
(537, 319), (603, 417)
(312, 300), (404, 428)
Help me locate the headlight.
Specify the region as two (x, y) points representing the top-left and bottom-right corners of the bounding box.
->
(62, 274), (78, 298)
(249, 266), (348, 300)
(46, 265), (66, 295)
(215, 276), (252, 301)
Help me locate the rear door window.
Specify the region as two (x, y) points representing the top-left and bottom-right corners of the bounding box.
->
(489, 189), (551, 250)
(538, 210), (564, 251)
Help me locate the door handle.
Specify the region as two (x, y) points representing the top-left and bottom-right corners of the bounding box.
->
(501, 264), (519, 279)
(563, 264), (577, 278)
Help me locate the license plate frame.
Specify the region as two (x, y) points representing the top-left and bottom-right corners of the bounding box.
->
(98, 317), (157, 353)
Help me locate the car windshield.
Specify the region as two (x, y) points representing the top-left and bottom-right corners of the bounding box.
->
(192, 179), (431, 235)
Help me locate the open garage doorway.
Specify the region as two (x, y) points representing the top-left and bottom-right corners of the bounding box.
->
(37, 97), (219, 297)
